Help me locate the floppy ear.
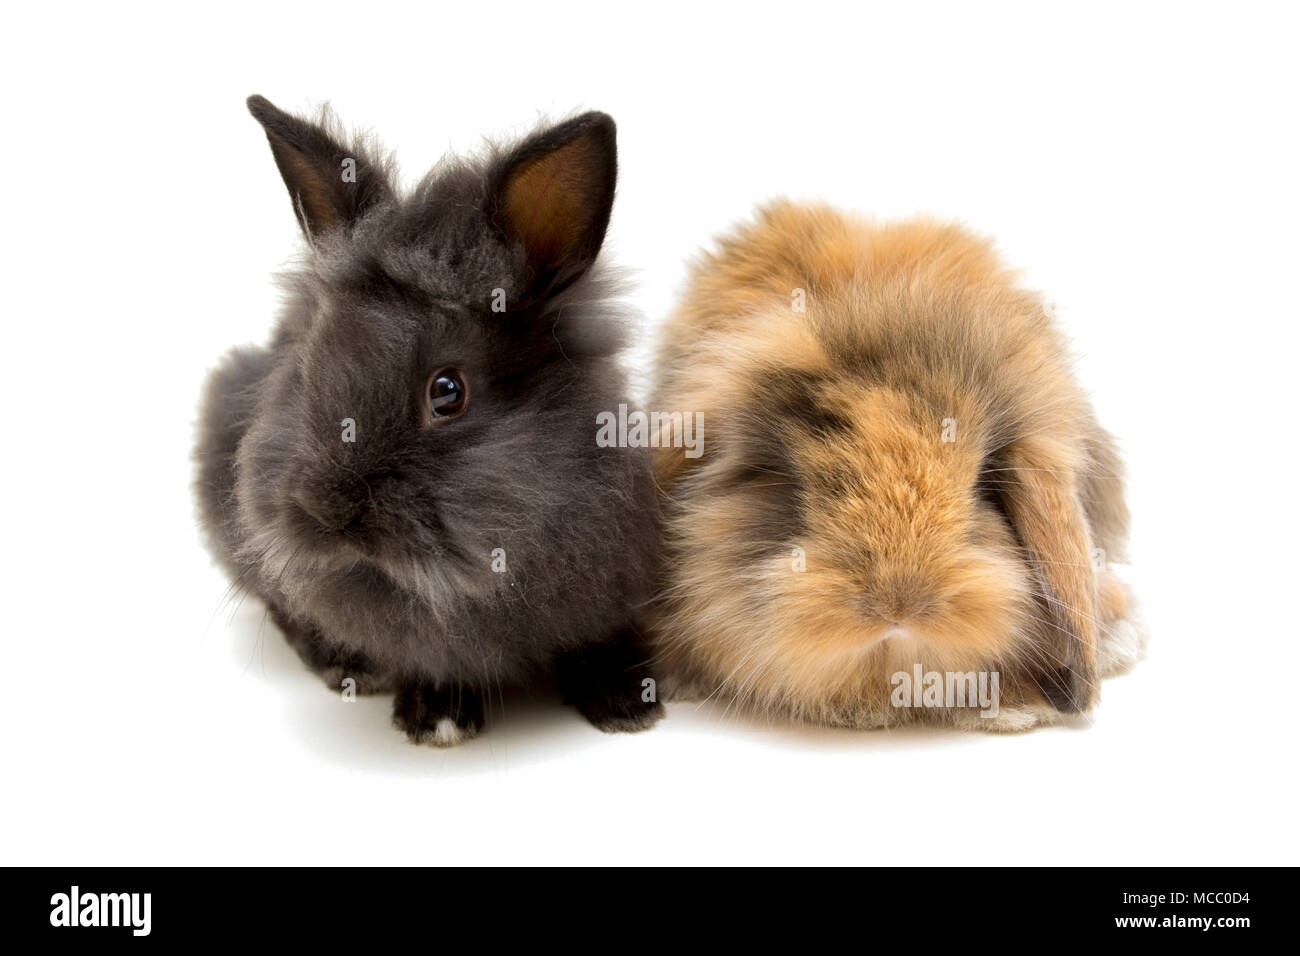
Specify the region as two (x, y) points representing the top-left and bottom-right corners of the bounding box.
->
(1079, 420), (1131, 564)
(1002, 440), (1100, 713)
(246, 94), (393, 242)
(487, 111), (617, 295)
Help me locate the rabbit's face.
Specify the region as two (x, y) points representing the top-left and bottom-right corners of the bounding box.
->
(264, 274), (480, 575)
(234, 232), (601, 602)
(763, 386), (1035, 674)
(656, 358), (1034, 709)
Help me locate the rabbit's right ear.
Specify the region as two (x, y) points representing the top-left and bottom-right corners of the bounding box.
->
(246, 95), (392, 242)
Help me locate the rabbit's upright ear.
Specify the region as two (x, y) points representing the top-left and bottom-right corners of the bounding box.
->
(246, 95), (392, 242)
(488, 112), (617, 295)
(1002, 439), (1100, 713)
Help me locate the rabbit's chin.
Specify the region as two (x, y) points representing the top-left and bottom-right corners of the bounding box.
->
(660, 612), (1036, 730)
(652, 546), (1037, 724)
(241, 521), (481, 608)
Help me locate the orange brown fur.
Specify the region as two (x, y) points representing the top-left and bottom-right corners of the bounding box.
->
(649, 202), (1142, 730)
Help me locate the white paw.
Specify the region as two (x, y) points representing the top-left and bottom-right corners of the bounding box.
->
(405, 717), (479, 748)
(432, 717), (474, 748)
(978, 704), (1057, 733)
(1097, 584), (1148, 679)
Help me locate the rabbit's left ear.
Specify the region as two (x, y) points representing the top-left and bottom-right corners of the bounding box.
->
(1002, 440), (1100, 713)
(488, 112), (617, 295)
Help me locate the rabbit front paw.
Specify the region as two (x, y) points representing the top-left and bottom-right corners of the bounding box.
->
(391, 682), (484, 747)
(555, 632), (665, 734)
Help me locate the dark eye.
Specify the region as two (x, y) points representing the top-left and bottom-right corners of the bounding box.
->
(428, 368), (467, 419)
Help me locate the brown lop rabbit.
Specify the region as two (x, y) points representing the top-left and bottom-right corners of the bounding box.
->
(648, 202), (1144, 731)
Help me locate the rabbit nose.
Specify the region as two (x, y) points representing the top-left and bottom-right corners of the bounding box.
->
(292, 490), (364, 534)
(866, 574), (938, 623)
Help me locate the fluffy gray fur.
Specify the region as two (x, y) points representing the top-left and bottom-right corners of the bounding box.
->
(195, 97), (661, 742)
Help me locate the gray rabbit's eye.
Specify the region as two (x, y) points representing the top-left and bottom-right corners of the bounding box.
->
(428, 368), (468, 419)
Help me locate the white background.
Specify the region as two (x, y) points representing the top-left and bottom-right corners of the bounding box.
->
(2, 1), (1297, 865)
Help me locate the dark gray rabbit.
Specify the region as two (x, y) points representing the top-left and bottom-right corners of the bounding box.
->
(195, 96), (663, 746)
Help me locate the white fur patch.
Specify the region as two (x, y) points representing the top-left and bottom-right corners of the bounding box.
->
(429, 718), (468, 748)
(979, 704), (1054, 733)
(1097, 581), (1149, 679)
